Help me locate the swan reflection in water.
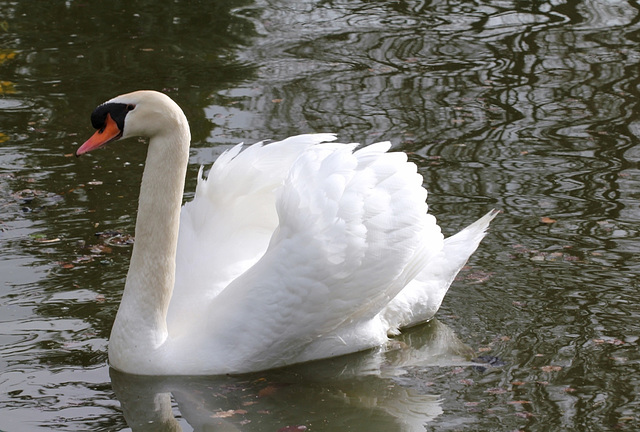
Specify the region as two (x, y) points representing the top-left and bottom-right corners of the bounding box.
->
(111, 319), (478, 432)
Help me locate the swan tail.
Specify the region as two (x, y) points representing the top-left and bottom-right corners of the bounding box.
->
(382, 209), (499, 334)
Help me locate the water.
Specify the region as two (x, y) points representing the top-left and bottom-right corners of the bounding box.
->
(1, 0), (639, 430)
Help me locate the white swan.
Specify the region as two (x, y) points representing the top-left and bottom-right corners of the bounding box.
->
(76, 90), (497, 375)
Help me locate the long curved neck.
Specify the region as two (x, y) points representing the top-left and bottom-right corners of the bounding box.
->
(109, 117), (190, 364)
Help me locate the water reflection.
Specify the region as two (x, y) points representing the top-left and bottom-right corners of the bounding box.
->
(111, 319), (472, 432)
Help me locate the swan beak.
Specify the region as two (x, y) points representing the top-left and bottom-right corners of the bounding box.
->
(75, 113), (122, 157)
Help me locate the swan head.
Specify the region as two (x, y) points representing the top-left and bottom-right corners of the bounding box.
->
(75, 90), (187, 156)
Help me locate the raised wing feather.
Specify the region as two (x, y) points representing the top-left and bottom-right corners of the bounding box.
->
(201, 142), (444, 372)
(168, 134), (337, 333)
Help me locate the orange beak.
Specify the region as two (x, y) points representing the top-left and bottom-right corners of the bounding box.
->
(75, 113), (122, 156)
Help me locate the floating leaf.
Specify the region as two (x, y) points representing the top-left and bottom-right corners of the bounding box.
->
(89, 244), (113, 254)
(31, 233), (61, 243)
(540, 216), (556, 224)
(210, 409), (246, 418)
(0, 80), (16, 94)
(541, 365), (562, 373)
(258, 384), (282, 397)
(104, 233), (134, 246)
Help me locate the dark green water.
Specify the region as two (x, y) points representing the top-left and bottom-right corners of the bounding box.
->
(1, 1), (639, 430)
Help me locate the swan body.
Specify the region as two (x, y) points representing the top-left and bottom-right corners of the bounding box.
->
(76, 90), (497, 375)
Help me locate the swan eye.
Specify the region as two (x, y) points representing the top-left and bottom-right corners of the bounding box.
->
(127, 104), (135, 111)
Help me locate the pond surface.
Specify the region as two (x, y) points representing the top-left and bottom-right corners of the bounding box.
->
(1, 0), (639, 430)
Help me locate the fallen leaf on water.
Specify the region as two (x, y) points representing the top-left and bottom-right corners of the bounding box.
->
(541, 365), (562, 373)
(258, 384), (286, 398)
(464, 270), (495, 284)
(508, 400), (532, 404)
(104, 233), (135, 246)
(211, 409), (246, 418)
(540, 216), (557, 224)
(72, 255), (95, 264)
(89, 244), (113, 254)
(31, 233), (61, 244)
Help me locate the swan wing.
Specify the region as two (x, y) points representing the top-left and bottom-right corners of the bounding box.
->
(202, 142), (444, 372)
(168, 134), (337, 330)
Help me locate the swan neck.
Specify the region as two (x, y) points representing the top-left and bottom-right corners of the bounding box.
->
(111, 119), (190, 359)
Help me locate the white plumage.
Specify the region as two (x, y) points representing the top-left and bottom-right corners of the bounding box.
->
(76, 90), (497, 375)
